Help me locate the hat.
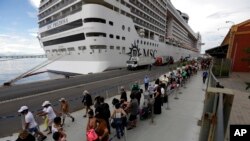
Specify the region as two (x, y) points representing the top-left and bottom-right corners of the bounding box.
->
(18, 106), (28, 113)
(120, 86), (124, 90)
(83, 90), (89, 95)
(59, 98), (66, 102)
(42, 101), (51, 107)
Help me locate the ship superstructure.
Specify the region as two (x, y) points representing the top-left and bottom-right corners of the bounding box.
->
(38, 0), (201, 74)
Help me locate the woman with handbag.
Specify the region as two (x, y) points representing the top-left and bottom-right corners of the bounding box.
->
(86, 109), (109, 141)
(95, 118), (109, 141)
(111, 103), (127, 139)
(86, 110), (98, 141)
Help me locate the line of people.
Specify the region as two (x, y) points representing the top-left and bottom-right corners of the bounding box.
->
(16, 61), (201, 141)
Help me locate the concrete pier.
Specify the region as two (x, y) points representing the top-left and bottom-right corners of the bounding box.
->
(0, 68), (206, 141)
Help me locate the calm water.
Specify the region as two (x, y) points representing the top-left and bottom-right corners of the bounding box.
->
(0, 58), (64, 85)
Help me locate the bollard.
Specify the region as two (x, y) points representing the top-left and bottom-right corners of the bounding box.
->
(106, 90), (109, 99)
(124, 126), (127, 141)
(174, 88), (179, 99)
(150, 96), (154, 123)
(151, 104), (154, 123)
(165, 94), (170, 110)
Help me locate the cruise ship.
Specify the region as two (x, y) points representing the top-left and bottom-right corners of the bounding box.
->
(38, 0), (201, 74)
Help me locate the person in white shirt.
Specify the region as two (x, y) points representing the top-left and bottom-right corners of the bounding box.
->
(18, 106), (47, 140)
(37, 101), (57, 134)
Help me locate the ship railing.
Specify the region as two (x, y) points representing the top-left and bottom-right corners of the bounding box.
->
(167, 2), (197, 38)
(39, 0), (78, 20)
(39, 6), (82, 28)
(39, 0), (61, 15)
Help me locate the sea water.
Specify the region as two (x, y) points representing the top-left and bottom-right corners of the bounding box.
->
(0, 58), (64, 85)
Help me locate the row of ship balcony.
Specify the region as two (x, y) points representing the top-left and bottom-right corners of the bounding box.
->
(165, 37), (199, 52)
(130, 8), (165, 31)
(166, 2), (197, 39)
(39, 0), (61, 14)
(140, 0), (166, 17)
(133, 18), (165, 36)
(39, 0), (78, 21)
(39, 4), (81, 28)
(130, 0), (165, 24)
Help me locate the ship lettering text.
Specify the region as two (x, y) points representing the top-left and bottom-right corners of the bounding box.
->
(143, 49), (157, 58)
(47, 18), (69, 30)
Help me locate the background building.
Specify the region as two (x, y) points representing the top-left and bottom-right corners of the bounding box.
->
(207, 19), (250, 72)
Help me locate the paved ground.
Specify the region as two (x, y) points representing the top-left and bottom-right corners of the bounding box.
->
(0, 71), (206, 141)
(0, 65), (173, 137)
(218, 72), (250, 141)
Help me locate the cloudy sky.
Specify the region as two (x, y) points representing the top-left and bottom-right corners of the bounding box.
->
(0, 0), (250, 55)
(171, 0), (250, 53)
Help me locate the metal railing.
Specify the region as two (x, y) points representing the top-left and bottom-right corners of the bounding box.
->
(199, 58), (233, 141)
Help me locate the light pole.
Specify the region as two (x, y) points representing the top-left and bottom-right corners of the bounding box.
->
(225, 21), (235, 25)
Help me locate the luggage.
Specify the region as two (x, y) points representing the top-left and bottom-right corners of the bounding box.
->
(139, 107), (151, 120)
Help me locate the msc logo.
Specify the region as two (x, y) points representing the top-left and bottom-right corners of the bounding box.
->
(230, 125), (250, 141)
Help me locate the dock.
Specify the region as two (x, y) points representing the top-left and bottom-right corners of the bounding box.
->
(0, 68), (205, 141)
(0, 64), (175, 137)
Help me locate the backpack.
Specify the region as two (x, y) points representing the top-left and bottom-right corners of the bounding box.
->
(100, 103), (111, 119)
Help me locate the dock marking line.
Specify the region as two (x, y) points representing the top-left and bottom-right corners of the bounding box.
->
(0, 70), (158, 104)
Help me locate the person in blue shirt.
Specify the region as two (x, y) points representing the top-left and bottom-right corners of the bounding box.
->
(144, 76), (150, 91)
(202, 71), (208, 84)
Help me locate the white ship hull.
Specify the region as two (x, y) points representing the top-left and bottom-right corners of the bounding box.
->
(39, 3), (200, 74)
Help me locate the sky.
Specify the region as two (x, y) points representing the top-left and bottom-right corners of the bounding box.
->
(0, 0), (250, 55)
(171, 0), (250, 53)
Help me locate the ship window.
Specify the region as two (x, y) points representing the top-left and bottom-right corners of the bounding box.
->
(86, 32), (106, 37)
(137, 40), (139, 43)
(67, 47), (75, 51)
(43, 33), (85, 46)
(147, 42), (149, 45)
(109, 21), (113, 26)
(122, 25), (125, 30)
(58, 48), (66, 53)
(122, 37), (126, 40)
(141, 40), (143, 44)
(52, 49), (57, 53)
(90, 45), (107, 49)
(109, 34), (114, 38)
(128, 27), (130, 32)
(116, 36), (120, 40)
(116, 46), (120, 50)
(84, 18), (106, 23)
(46, 50), (50, 53)
(122, 47), (126, 54)
(144, 41), (146, 45)
(110, 46), (114, 49)
(78, 46), (86, 50)
(40, 19), (83, 37)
